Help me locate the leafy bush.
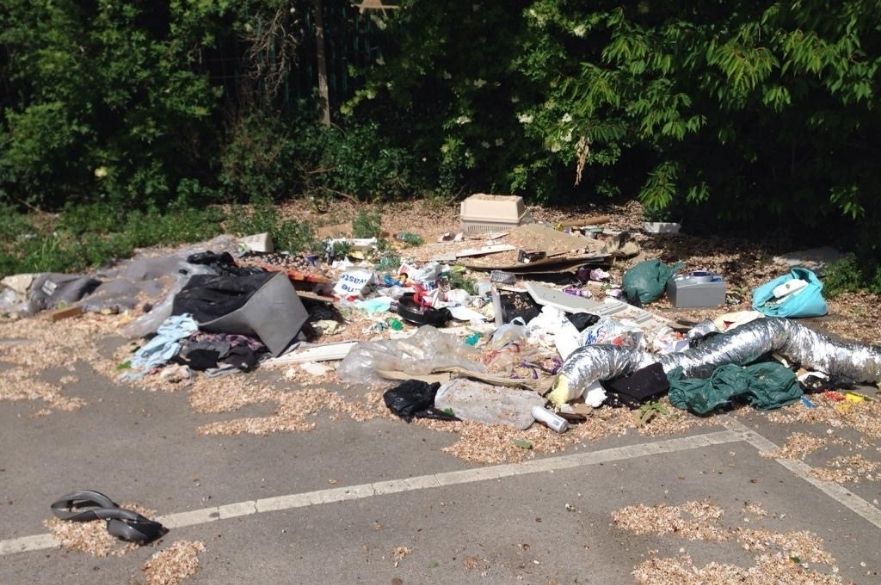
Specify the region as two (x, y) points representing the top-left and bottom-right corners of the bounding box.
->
(823, 256), (864, 297)
(227, 197), (317, 254)
(511, 1), (881, 235)
(352, 210), (382, 238)
(0, 0), (238, 209)
(0, 206), (224, 277)
(219, 113), (302, 202)
(306, 124), (418, 201)
(824, 255), (881, 297)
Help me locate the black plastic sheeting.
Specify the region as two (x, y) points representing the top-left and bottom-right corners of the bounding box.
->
(172, 273), (274, 323)
(383, 380), (459, 422)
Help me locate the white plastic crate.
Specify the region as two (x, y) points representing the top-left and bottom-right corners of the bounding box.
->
(460, 194), (530, 234)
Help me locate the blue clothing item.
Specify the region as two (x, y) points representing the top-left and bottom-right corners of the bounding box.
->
(130, 314), (199, 371)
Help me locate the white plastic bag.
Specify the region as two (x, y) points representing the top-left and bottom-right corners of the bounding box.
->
(489, 318), (528, 349)
(525, 306), (582, 359)
(581, 316), (644, 349)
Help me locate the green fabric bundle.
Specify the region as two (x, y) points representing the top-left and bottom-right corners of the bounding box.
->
(668, 362), (802, 415)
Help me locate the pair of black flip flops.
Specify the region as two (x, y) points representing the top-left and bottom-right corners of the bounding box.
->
(50, 490), (167, 543)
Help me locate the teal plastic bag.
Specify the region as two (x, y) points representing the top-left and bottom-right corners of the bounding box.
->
(752, 267), (827, 318)
(622, 259), (684, 304)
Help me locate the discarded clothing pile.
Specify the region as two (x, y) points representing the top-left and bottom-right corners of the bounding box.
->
(668, 362), (801, 415)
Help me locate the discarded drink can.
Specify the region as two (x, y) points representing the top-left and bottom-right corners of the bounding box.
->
(532, 406), (569, 433)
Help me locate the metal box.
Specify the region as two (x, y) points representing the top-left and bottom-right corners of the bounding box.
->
(666, 272), (726, 308)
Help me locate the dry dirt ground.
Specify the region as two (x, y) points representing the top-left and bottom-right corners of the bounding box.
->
(1, 199), (880, 584)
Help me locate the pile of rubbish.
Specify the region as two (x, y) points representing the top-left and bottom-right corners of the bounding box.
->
(3, 194), (879, 437)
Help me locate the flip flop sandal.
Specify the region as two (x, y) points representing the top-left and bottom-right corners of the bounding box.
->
(51, 490), (167, 544)
(51, 490), (119, 521)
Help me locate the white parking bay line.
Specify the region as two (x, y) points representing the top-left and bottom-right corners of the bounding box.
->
(724, 418), (881, 531)
(0, 429), (740, 556)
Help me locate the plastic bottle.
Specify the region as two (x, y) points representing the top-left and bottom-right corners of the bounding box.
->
(531, 406), (569, 433)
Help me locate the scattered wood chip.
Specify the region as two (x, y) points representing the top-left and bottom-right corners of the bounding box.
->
(142, 541), (206, 585)
(44, 503), (155, 557)
(633, 553), (843, 585)
(761, 432), (828, 461)
(616, 500), (840, 585)
(392, 546), (411, 567)
(612, 500), (729, 542)
(811, 454), (881, 484)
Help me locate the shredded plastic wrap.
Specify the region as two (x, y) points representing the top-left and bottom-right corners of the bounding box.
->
(557, 317), (881, 399)
(338, 325), (486, 383)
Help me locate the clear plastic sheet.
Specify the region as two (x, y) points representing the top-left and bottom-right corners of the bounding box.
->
(90, 235), (237, 314)
(337, 325), (486, 384)
(120, 265), (214, 339)
(434, 378), (544, 430)
(557, 317), (881, 398)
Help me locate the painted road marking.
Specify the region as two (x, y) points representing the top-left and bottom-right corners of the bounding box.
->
(724, 418), (881, 531)
(5, 422), (879, 557)
(0, 430), (740, 556)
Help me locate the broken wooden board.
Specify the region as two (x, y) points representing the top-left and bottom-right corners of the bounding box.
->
(442, 367), (548, 392)
(376, 366), (550, 393)
(296, 291), (336, 304)
(47, 305), (84, 322)
(264, 341), (356, 366)
(556, 215), (612, 228)
(524, 281), (604, 314)
(460, 254), (610, 273)
(376, 370), (454, 384)
(435, 244), (516, 262)
(505, 223), (604, 256)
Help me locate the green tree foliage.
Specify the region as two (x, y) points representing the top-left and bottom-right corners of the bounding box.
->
(349, 0), (881, 238)
(2, 0), (880, 257)
(513, 1), (881, 233)
(343, 0), (541, 197)
(0, 0), (235, 207)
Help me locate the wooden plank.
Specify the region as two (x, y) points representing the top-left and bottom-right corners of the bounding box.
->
(264, 342), (357, 366)
(460, 254), (610, 273)
(47, 306), (84, 322)
(296, 291), (336, 304)
(557, 215), (612, 228)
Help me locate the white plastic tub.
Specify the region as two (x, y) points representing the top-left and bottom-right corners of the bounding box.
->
(642, 221), (681, 234)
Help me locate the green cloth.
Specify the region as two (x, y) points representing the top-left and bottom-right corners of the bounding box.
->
(668, 362), (802, 415)
(622, 259), (683, 304)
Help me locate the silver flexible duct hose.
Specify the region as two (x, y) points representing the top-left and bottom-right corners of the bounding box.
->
(557, 317), (881, 397)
